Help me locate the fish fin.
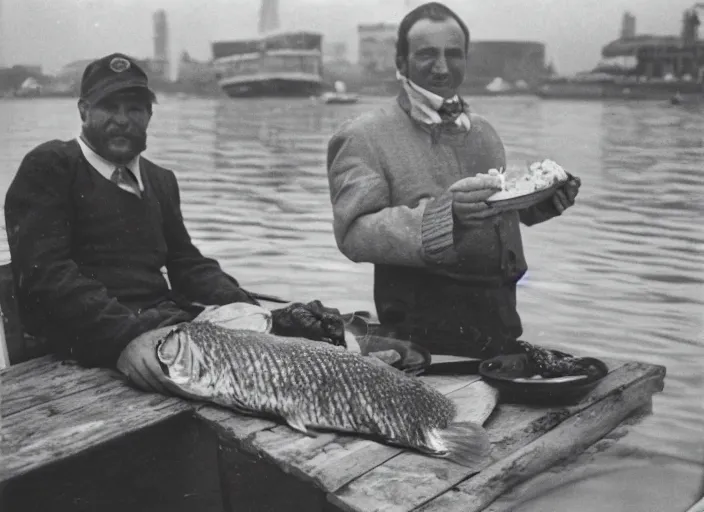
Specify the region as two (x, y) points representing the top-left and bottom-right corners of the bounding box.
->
(436, 422), (493, 470)
(284, 414), (317, 438)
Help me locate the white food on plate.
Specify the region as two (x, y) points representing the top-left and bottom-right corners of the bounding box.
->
(487, 159), (568, 201)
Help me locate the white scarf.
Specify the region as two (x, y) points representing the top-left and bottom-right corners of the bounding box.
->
(396, 70), (471, 132)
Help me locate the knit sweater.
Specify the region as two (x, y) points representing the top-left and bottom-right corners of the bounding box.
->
(326, 92), (561, 356)
(5, 139), (256, 367)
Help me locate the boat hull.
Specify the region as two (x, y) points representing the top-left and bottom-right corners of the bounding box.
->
(220, 78), (322, 98)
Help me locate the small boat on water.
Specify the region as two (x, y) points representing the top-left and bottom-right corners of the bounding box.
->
(320, 81), (359, 105)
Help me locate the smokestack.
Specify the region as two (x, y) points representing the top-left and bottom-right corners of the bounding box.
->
(153, 10), (169, 79)
(621, 11), (636, 39)
(259, 0), (280, 35)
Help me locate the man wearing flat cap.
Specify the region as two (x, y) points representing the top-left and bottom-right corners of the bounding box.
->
(5, 53), (345, 392)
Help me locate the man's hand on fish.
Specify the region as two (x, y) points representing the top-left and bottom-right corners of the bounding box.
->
(117, 324), (183, 394)
(551, 175), (581, 214)
(270, 300), (346, 347)
(449, 173), (504, 226)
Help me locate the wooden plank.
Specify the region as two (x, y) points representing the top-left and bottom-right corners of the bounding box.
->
(318, 380), (499, 512)
(328, 360), (658, 512)
(0, 354), (56, 382)
(417, 363), (665, 512)
(214, 373), (485, 494)
(196, 404), (278, 440)
(1, 356), (119, 417)
(0, 378), (191, 482)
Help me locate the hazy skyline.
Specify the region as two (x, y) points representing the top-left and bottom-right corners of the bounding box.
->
(0, 0), (699, 76)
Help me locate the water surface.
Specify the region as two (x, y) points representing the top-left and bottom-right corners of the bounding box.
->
(1, 95), (702, 511)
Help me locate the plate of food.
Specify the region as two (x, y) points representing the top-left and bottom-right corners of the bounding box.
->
(485, 159), (572, 211)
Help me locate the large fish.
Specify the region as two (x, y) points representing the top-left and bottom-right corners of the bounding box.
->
(156, 321), (492, 468)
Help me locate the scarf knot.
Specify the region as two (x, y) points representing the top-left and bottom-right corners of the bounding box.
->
(437, 98), (464, 124)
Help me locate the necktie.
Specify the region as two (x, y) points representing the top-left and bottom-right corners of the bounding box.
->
(437, 98), (464, 124)
(111, 166), (141, 198)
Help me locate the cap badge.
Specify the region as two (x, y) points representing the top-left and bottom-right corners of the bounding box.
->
(109, 57), (131, 73)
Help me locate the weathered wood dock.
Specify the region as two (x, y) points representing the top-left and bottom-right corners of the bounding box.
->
(1, 351), (665, 512)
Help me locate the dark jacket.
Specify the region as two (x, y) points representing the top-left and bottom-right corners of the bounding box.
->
(5, 139), (256, 367)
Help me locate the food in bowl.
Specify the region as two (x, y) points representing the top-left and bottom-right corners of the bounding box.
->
(487, 159), (569, 201)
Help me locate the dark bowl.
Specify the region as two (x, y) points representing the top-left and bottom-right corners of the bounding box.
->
(478, 354), (609, 406)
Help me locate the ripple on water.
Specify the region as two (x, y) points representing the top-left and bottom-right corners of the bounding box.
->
(0, 96), (702, 510)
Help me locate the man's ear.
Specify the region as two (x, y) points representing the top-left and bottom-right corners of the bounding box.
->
(396, 56), (408, 77)
(78, 100), (89, 122)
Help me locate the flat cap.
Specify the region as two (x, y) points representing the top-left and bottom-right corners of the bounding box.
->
(80, 53), (156, 105)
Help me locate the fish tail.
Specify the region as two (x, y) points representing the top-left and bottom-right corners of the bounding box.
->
(433, 422), (492, 469)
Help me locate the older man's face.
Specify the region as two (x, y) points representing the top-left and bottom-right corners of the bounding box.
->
(80, 90), (152, 164)
(402, 17), (467, 98)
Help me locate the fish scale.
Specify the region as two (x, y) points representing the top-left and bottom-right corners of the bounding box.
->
(157, 321), (492, 467)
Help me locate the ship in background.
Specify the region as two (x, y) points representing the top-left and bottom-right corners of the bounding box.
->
(212, 0), (324, 98)
(538, 5), (704, 101)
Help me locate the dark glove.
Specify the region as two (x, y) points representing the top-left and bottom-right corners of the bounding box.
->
(271, 300), (346, 347)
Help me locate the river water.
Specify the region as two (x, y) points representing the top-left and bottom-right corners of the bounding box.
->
(1, 95), (702, 511)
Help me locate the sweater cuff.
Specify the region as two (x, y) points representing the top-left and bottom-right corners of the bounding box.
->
(421, 190), (458, 266)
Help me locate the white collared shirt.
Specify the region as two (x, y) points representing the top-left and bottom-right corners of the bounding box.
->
(76, 135), (144, 192)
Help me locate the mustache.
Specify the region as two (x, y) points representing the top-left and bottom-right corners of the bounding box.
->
(106, 127), (146, 138)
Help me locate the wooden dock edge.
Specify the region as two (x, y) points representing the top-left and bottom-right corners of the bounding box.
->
(2, 355), (667, 512)
(414, 363), (666, 512)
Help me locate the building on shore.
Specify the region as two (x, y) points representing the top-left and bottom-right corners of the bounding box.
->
(323, 41), (349, 64)
(356, 22), (548, 94)
(464, 41), (547, 89)
(358, 23), (397, 74)
(0, 64), (47, 95)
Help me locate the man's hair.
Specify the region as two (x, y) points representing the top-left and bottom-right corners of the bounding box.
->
(395, 2), (470, 62)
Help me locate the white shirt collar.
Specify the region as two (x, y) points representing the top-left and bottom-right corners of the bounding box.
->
(395, 71), (471, 131)
(406, 79), (460, 110)
(76, 135), (144, 191)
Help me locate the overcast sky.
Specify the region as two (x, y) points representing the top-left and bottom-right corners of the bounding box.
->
(0, 0), (699, 75)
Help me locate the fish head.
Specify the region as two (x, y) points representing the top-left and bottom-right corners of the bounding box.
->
(156, 324), (217, 401)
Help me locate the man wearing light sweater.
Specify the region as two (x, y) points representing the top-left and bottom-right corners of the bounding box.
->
(327, 3), (581, 358)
